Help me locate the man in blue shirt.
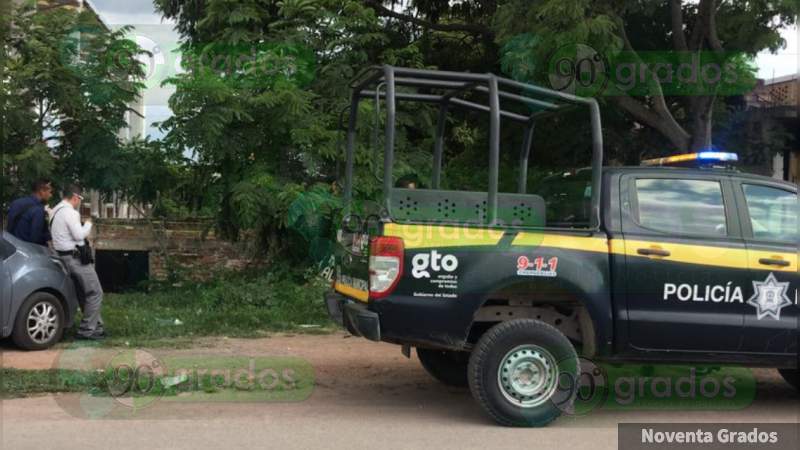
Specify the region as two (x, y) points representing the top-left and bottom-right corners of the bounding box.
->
(6, 179), (54, 246)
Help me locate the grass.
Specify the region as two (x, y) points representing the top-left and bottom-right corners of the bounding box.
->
(64, 269), (335, 347)
(2, 270), (336, 397)
(0, 368), (107, 398)
(1, 354), (317, 401)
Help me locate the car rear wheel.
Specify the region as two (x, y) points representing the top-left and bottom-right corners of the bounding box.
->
(468, 319), (579, 427)
(417, 348), (469, 387)
(12, 292), (65, 350)
(778, 369), (799, 391)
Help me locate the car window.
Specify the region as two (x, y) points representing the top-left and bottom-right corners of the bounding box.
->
(742, 184), (798, 243)
(635, 178), (727, 236)
(0, 237), (15, 260)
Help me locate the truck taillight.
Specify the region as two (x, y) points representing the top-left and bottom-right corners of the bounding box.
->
(369, 236), (404, 299)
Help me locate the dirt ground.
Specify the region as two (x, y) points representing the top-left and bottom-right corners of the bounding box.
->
(1, 333), (798, 450)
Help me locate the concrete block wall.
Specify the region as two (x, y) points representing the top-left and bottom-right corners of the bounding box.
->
(90, 219), (255, 281)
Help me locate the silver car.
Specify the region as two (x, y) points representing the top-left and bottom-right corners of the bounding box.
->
(1, 231), (80, 350)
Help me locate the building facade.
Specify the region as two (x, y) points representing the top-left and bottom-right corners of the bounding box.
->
(745, 74), (800, 183)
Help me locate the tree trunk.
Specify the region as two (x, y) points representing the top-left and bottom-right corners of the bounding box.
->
(688, 96), (716, 151)
(689, 115), (713, 151)
(218, 156), (239, 241)
(611, 95), (691, 152)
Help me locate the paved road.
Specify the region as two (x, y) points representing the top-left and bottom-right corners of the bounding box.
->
(1, 334), (798, 450)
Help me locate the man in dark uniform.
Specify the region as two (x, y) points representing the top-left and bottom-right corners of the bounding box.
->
(6, 179), (53, 246)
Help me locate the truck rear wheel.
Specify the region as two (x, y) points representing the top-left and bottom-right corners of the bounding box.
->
(417, 348), (469, 387)
(778, 369), (799, 391)
(468, 319), (579, 427)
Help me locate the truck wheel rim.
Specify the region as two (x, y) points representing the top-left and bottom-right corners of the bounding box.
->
(27, 301), (58, 344)
(497, 345), (558, 408)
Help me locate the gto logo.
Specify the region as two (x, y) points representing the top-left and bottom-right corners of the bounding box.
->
(411, 251), (458, 279)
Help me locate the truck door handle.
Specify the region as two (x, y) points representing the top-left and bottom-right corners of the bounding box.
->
(758, 258), (790, 267)
(637, 247), (671, 257)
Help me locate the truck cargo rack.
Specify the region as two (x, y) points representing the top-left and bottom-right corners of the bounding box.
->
(342, 65), (604, 228)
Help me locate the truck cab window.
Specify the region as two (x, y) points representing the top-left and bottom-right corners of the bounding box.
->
(635, 179), (727, 236)
(742, 184), (798, 242)
(533, 170), (592, 228)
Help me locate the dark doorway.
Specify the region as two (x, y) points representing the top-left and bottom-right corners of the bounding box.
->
(95, 250), (149, 292)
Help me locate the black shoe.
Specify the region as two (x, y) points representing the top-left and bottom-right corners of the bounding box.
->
(92, 330), (109, 339)
(76, 332), (105, 341)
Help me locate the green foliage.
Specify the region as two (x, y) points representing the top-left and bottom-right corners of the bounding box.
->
(5, 0), (793, 241)
(149, 0), (798, 262)
(93, 269), (332, 345)
(153, 0), (439, 258)
(492, 0), (798, 153)
(0, 4), (148, 208)
(495, 0), (621, 63)
(1, 368), (106, 398)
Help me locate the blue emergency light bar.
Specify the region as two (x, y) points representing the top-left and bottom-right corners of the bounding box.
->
(641, 152), (739, 167)
(697, 151), (739, 162)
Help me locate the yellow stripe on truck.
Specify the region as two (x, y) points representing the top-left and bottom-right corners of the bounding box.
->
(517, 235), (797, 272)
(384, 223), (505, 249)
(612, 240), (796, 273)
(334, 282), (369, 302)
(616, 239), (747, 269)
(383, 223), (796, 272)
(512, 233), (609, 253)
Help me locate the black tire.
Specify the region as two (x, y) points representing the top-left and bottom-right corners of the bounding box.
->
(11, 292), (65, 350)
(468, 319), (579, 427)
(417, 348), (469, 387)
(778, 369), (799, 391)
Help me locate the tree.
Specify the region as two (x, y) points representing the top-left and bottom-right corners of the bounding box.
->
(152, 0), (796, 268)
(154, 0), (438, 259)
(363, 1), (796, 154)
(363, 0), (499, 72)
(0, 3), (147, 207)
(493, 0), (798, 152)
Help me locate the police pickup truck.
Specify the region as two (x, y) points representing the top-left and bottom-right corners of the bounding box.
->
(325, 66), (798, 427)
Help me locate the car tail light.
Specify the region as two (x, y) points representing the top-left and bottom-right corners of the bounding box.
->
(369, 236), (404, 299)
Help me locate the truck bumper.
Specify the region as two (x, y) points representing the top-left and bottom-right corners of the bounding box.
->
(325, 291), (381, 342)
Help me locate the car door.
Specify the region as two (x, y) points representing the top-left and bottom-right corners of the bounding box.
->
(733, 180), (798, 355)
(0, 236), (16, 331)
(620, 173), (749, 352)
